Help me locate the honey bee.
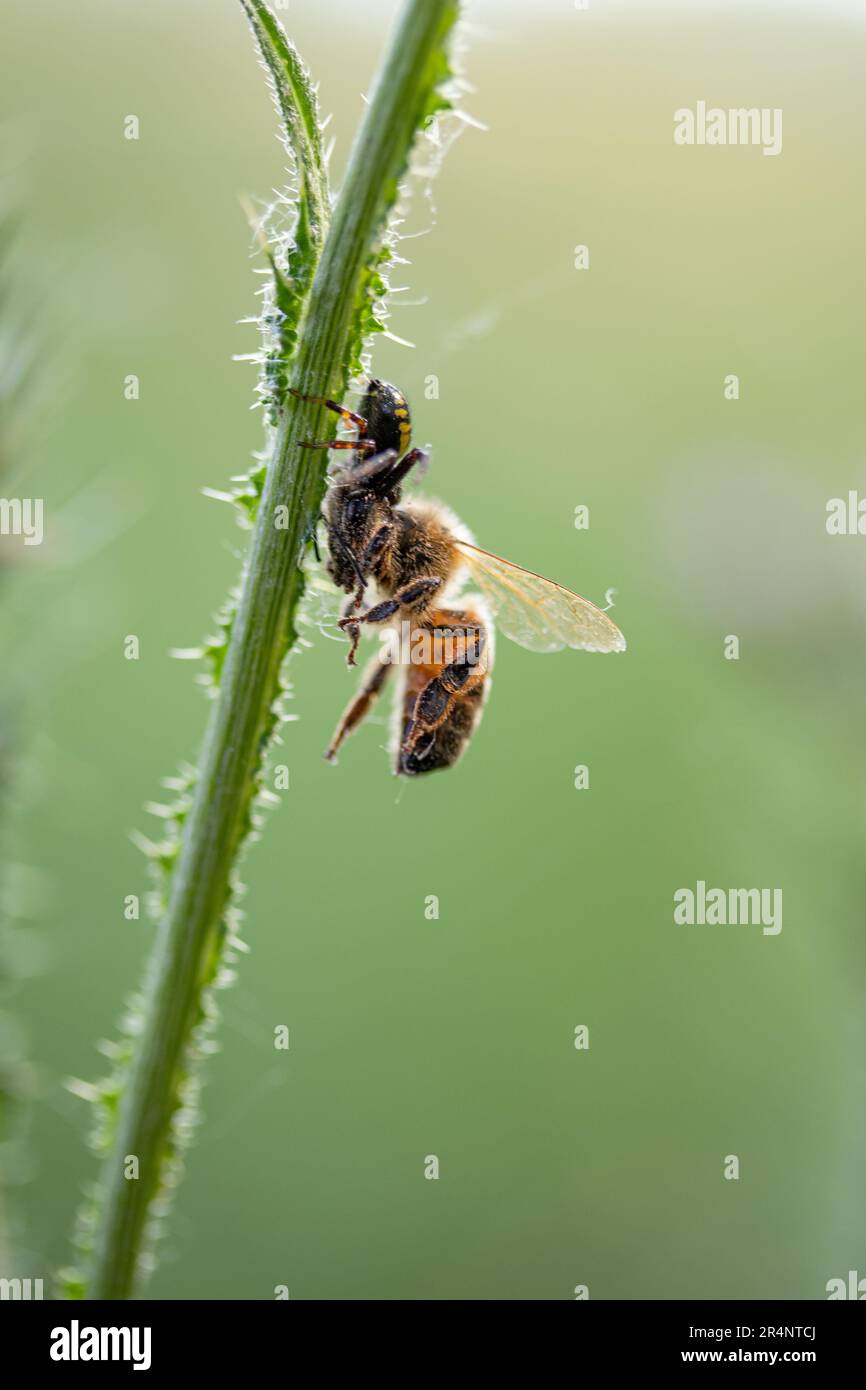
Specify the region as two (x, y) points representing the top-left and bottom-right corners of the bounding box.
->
(292, 379), (626, 776)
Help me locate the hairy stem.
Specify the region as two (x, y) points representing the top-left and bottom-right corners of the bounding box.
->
(86, 0), (459, 1300)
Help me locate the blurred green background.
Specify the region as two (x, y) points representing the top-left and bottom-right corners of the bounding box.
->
(1, 0), (865, 1299)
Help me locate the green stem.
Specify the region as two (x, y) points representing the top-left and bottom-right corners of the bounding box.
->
(87, 0), (459, 1300)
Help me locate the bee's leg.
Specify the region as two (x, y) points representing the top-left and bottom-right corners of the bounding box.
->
(288, 387), (368, 434)
(358, 522), (392, 574)
(338, 593), (366, 662)
(350, 522), (394, 609)
(338, 576), (443, 667)
(325, 655), (393, 763)
(400, 629), (487, 770)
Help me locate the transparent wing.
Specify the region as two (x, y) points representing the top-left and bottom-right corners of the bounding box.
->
(455, 541), (626, 654)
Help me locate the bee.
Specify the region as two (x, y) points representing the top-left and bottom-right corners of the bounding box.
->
(292, 379), (626, 776)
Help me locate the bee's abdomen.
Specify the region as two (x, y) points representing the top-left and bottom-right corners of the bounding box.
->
(398, 681), (486, 775)
(394, 604), (491, 776)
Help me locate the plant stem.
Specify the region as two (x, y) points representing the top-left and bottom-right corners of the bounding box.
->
(87, 0), (459, 1300)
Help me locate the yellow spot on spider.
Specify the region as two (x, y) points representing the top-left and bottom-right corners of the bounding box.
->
(395, 406), (408, 419)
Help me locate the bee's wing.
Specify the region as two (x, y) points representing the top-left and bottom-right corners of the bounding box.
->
(454, 541), (626, 654)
